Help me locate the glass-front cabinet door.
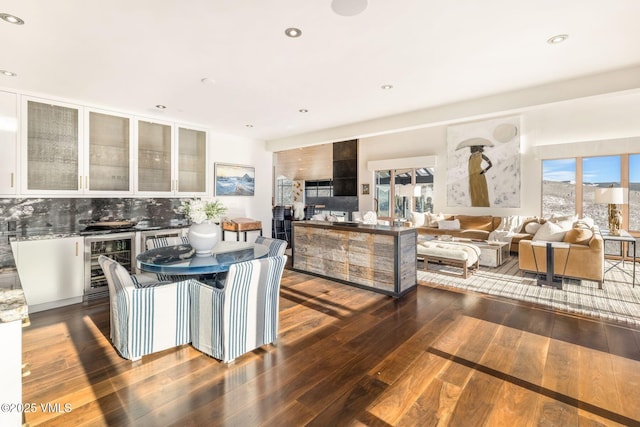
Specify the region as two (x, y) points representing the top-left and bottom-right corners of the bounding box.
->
(86, 110), (133, 193)
(137, 119), (173, 193)
(22, 98), (82, 193)
(176, 126), (207, 194)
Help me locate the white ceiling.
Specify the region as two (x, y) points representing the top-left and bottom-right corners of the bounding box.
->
(2, 0), (640, 142)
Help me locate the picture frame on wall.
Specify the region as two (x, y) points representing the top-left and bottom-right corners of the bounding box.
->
(362, 183), (370, 195)
(214, 163), (255, 196)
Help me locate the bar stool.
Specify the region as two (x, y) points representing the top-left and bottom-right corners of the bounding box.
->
(304, 205), (316, 220)
(272, 206), (288, 241)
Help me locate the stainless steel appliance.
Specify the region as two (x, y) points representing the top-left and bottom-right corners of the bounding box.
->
(84, 232), (136, 301)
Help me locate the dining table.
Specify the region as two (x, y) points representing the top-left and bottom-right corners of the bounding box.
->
(136, 241), (270, 276)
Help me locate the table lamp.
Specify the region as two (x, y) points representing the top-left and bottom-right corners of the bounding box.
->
(595, 186), (625, 235)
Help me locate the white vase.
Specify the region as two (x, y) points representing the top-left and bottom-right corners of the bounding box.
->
(188, 220), (219, 256)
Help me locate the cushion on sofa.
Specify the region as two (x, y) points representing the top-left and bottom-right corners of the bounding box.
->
(425, 212), (445, 226)
(438, 219), (461, 230)
(532, 221), (567, 242)
(410, 211), (426, 227)
(563, 228), (594, 245)
(456, 215), (494, 232)
(525, 221), (543, 234)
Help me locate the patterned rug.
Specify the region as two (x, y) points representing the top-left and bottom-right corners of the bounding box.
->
(417, 256), (640, 328)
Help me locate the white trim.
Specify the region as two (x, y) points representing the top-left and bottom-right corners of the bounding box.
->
(367, 155), (437, 171)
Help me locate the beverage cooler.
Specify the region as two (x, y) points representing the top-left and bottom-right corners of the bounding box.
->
(84, 233), (136, 301)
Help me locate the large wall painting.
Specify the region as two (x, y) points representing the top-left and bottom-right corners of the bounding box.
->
(446, 116), (521, 208)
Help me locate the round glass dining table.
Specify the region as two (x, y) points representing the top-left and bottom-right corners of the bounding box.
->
(136, 241), (269, 275)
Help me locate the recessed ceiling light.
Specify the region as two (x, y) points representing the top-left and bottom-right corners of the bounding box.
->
(1, 70), (17, 77)
(547, 34), (568, 44)
(381, 84), (393, 90)
(200, 77), (215, 85)
(155, 104), (166, 109)
(245, 124), (254, 128)
(0, 13), (25, 25)
(285, 27), (302, 38)
(299, 109), (308, 113)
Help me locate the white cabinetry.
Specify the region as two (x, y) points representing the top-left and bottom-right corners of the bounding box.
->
(11, 237), (84, 312)
(176, 126), (208, 195)
(136, 120), (208, 195)
(85, 109), (134, 194)
(21, 97), (83, 194)
(0, 319), (22, 426)
(0, 91), (18, 195)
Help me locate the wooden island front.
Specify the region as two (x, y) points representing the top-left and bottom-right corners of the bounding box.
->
(292, 221), (417, 297)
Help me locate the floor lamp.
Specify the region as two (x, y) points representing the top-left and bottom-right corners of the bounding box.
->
(595, 186), (625, 235)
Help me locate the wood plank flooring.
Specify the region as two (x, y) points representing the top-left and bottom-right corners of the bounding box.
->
(21, 269), (640, 426)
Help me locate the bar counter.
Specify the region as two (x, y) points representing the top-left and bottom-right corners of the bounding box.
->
(292, 221), (417, 297)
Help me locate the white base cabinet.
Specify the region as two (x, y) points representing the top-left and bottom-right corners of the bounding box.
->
(0, 320), (22, 426)
(11, 237), (84, 313)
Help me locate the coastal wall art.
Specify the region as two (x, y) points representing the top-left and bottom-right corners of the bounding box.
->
(215, 163), (255, 196)
(446, 116), (521, 208)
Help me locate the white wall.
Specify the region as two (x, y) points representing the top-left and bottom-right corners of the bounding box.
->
(357, 90), (640, 217)
(209, 131), (273, 236)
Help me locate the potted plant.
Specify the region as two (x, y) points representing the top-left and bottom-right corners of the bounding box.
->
(182, 199), (228, 256)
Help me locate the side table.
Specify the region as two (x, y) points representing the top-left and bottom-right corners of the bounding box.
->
(530, 241), (571, 290)
(601, 230), (637, 287)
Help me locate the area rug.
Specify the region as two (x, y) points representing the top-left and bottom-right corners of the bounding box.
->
(417, 257), (640, 328)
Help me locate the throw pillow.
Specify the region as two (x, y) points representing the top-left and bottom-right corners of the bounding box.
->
(410, 211), (426, 227)
(456, 215), (493, 231)
(525, 222), (542, 234)
(563, 228), (594, 245)
(425, 212), (444, 227)
(532, 221), (567, 242)
(574, 217), (595, 229)
(437, 219), (461, 230)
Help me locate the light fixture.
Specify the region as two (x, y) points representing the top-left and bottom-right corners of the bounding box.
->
(284, 27), (302, 38)
(200, 77), (215, 85)
(381, 84), (393, 90)
(547, 34), (568, 44)
(1, 70), (17, 77)
(155, 104), (166, 109)
(0, 13), (24, 25)
(331, 0), (368, 16)
(299, 109), (308, 113)
(595, 186), (626, 235)
(245, 124), (254, 128)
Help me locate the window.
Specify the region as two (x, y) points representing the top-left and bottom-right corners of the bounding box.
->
(582, 156), (621, 230)
(630, 154), (640, 232)
(374, 167), (434, 220)
(305, 180), (333, 198)
(275, 177), (292, 206)
(542, 159), (576, 218)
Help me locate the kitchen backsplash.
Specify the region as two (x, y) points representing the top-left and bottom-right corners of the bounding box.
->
(0, 197), (188, 268)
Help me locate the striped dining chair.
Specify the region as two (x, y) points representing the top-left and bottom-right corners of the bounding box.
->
(98, 255), (194, 361)
(190, 255), (287, 363)
(254, 236), (288, 256)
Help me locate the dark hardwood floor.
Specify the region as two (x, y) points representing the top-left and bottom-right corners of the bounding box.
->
(22, 268), (640, 426)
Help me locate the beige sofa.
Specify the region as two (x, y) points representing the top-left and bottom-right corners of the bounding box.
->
(414, 214), (539, 253)
(518, 229), (604, 287)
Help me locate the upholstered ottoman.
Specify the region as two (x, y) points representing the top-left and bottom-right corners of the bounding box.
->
(417, 241), (481, 278)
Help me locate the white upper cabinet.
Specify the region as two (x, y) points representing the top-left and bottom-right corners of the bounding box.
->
(85, 109), (134, 194)
(14, 93), (209, 197)
(0, 91), (18, 195)
(135, 120), (209, 195)
(176, 125), (208, 195)
(21, 97), (83, 194)
(136, 119), (174, 194)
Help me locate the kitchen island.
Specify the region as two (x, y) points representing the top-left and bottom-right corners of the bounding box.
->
(292, 221), (417, 297)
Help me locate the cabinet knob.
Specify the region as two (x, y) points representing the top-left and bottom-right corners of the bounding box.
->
(10, 172), (14, 188)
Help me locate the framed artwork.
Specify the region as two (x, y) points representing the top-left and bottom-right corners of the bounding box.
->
(446, 116), (521, 208)
(214, 163), (255, 196)
(362, 183), (370, 195)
